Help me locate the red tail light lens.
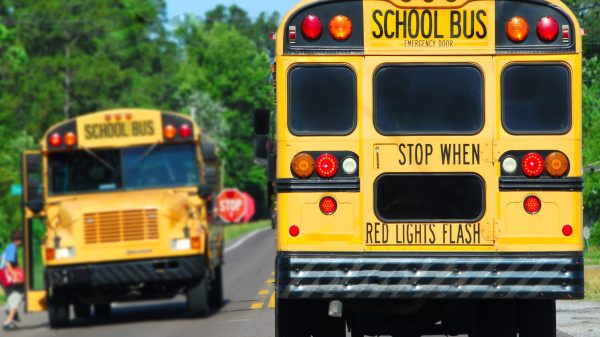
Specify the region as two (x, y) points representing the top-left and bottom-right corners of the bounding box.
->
(562, 224), (573, 237)
(164, 125), (177, 140)
(289, 225), (300, 237)
(319, 196), (337, 215)
(506, 16), (529, 42)
(64, 132), (77, 147)
(329, 15), (352, 41)
(524, 195), (542, 214)
(316, 153), (338, 178)
(537, 16), (559, 42)
(49, 133), (62, 147)
(179, 124), (192, 138)
(301, 14), (323, 40)
(521, 152), (545, 177)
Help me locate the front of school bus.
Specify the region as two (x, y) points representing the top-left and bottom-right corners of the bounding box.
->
(273, 0), (583, 336)
(22, 109), (223, 327)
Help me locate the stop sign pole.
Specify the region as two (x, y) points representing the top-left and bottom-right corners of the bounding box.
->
(216, 189), (246, 223)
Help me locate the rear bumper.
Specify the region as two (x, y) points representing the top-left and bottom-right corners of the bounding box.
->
(276, 252), (584, 300)
(46, 256), (206, 288)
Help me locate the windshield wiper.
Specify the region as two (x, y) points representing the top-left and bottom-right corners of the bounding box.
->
(136, 142), (160, 165)
(82, 147), (118, 173)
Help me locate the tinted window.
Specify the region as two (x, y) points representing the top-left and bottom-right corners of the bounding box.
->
(49, 150), (122, 195)
(375, 65), (483, 135)
(502, 64), (571, 134)
(375, 174), (485, 222)
(288, 66), (356, 135)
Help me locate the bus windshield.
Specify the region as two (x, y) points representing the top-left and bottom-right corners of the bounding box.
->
(49, 143), (199, 195)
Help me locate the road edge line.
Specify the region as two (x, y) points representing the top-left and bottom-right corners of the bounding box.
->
(225, 228), (270, 254)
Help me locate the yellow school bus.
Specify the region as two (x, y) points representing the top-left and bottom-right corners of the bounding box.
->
(269, 0), (584, 336)
(22, 109), (224, 328)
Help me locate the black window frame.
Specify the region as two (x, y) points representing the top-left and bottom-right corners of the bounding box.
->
(501, 62), (572, 135)
(373, 173), (487, 223)
(373, 63), (485, 136)
(287, 64), (358, 136)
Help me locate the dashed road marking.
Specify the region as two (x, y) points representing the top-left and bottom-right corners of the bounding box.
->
(251, 274), (276, 310)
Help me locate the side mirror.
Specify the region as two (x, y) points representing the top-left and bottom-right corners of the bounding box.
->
(23, 153), (44, 214)
(254, 136), (270, 162)
(254, 109), (270, 136)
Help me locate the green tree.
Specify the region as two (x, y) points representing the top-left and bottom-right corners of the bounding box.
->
(563, 0), (600, 57)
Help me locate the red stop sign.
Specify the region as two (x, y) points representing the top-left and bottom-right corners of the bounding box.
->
(216, 189), (246, 223)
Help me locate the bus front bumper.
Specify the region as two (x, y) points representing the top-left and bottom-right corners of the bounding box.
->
(276, 252), (584, 300)
(46, 256), (206, 288)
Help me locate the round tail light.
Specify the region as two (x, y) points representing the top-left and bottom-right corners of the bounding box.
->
(524, 195), (542, 214)
(49, 133), (62, 147)
(289, 225), (300, 237)
(537, 16), (559, 42)
(64, 132), (77, 147)
(545, 152), (569, 177)
(562, 224), (573, 237)
(301, 14), (323, 40)
(164, 125), (177, 140)
(291, 153), (315, 179)
(506, 16), (529, 43)
(316, 153), (338, 178)
(179, 124), (192, 138)
(319, 196), (337, 215)
(521, 152), (545, 177)
(329, 15), (352, 41)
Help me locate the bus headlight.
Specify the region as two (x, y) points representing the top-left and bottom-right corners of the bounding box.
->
(54, 247), (75, 260)
(171, 238), (191, 251)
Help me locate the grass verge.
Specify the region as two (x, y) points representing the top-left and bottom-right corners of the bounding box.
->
(585, 246), (600, 266)
(585, 267), (600, 301)
(224, 220), (271, 244)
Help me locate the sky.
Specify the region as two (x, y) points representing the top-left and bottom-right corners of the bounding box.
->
(166, 0), (299, 20)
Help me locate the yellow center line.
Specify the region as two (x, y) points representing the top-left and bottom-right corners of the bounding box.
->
(258, 289), (269, 296)
(251, 302), (264, 310)
(268, 292), (275, 308)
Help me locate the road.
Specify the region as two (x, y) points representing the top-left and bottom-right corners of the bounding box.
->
(6, 229), (599, 337)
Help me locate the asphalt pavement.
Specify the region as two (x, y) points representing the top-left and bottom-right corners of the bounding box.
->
(4, 229), (597, 337)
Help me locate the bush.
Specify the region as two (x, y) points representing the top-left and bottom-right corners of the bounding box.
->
(591, 222), (600, 248)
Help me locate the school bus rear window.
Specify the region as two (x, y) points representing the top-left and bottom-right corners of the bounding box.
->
(375, 174), (485, 222)
(502, 64), (571, 134)
(288, 65), (357, 135)
(374, 65), (484, 135)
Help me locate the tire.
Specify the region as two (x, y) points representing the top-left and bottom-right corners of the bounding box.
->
(73, 302), (91, 319)
(94, 303), (112, 318)
(187, 273), (210, 317)
(202, 143), (218, 163)
(276, 299), (310, 337)
(469, 300), (517, 337)
(48, 301), (69, 329)
(518, 300), (556, 337)
(209, 266), (224, 309)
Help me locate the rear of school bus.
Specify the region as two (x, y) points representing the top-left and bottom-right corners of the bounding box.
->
(273, 1), (583, 336)
(22, 109), (224, 328)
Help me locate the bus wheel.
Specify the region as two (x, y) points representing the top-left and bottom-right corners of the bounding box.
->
(94, 303), (112, 318)
(73, 302), (91, 319)
(276, 299), (310, 337)
(47, 301), (69, 328)
(518, 300), (556, 337)
(187, 273), (210, 317)
(209, 266), (224, 309)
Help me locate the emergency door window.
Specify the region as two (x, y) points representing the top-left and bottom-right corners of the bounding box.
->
(374, 65), (484, 135)
(288, 65), (357, 135)
(502, 64), (571, 134)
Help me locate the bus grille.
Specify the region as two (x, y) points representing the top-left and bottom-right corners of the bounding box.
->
(84, 209), (159, 244)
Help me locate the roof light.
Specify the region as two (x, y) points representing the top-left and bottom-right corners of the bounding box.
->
(164, 125), (177, 140)
(179, 124), (192, 138)
(49, 133), (62, 147)
(545, 152), (569, 177)
(64, 132), (77, 147)
(521, 152), (544, 178)
(537, 16), (559, 42)
(319, 196), (337, 215)
(524, 195), (542, 214)
(502, 156), (518, 175)
(329, 15), (352, 41)
(301, 14), (323, 40)
(316, 153), (338, 179)
(291, 153), (315, 179)
(506, 16), (529, 43)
